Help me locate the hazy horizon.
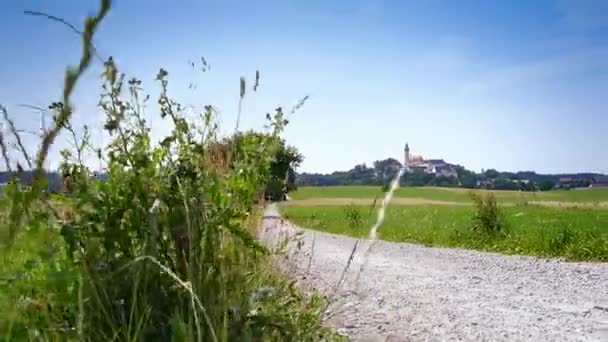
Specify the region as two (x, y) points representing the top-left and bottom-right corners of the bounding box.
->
(1, 0), (607, 175)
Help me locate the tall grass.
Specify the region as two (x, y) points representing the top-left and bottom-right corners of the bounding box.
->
(0, 1), (341, 340)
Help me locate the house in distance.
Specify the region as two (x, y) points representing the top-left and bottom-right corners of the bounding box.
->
(403, 143), (458, 178)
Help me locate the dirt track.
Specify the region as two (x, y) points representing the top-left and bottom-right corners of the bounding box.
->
(261, 204), (608, 341)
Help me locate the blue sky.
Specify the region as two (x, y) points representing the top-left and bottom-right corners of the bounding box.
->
(1, 0), (607, 174)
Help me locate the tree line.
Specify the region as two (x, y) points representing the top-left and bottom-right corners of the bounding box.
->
(1, 151), (600, 196)
(295, 157), (604, 191)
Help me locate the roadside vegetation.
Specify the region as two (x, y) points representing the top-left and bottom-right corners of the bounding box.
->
(281, 197), (608, 261)
(290, 185), (608, 204)
(0, 1), (340, 340)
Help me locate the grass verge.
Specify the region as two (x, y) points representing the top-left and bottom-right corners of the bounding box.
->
(1, 207), (343, 340)
(281, 204), (608, 261)
(290, 186), (608, 204)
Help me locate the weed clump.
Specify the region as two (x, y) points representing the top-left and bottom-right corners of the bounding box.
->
(343, 204), (363, 230)
(470, 192), (505, 234)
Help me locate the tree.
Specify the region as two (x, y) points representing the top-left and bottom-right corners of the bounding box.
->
(212, 130), (303, 200)
(268, 142), (303, 196)
(402, 169), (434, 186)
(455, 165), (477, 188)
(429, 175), (459, 187)
(491, 177), (520, 190)
(484, 169), (500, 179)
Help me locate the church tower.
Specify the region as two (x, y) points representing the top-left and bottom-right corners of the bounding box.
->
(404, 142), (410, 167)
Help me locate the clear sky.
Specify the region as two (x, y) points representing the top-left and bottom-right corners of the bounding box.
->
(1, 0), (607, 174)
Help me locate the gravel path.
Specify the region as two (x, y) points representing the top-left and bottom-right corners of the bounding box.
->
(260, 204), (608, 342)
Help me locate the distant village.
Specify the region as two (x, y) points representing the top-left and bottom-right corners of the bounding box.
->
(295, 142), (608, 190)
(403, 142), (458, 178)
(401, 142), (608, 189)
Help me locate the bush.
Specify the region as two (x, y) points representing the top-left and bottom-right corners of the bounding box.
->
(343, 204), (363, 230)
(470, 192), (505, 234)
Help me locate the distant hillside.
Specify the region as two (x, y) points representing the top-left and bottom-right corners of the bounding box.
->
(0, 171), (63, 192)
(0, 171), (108, 193)
(296, 158), (607, 191)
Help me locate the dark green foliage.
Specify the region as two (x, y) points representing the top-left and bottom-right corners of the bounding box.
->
(296, 159), (400, 187)
(265, 138), (303, 200)
(455, 166), (477, 188)
(483, 169), (500, 179)
(402, 169), (436, 187)
(373, 158), (403, 184)
(489, 177), (521, 191)
(427, 175), (459, 188)
(296, 161), (603, 191)
(538, 180), (556, 191)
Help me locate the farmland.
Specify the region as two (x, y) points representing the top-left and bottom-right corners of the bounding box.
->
(281, 186), (608, 261)
(290, 185), (608, 204)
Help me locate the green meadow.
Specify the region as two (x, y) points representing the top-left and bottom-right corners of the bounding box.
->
(282, 187), (608, 261)
(290, 186), (608, 204)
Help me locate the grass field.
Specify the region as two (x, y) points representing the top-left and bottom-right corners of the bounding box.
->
(281, 186), (608, 261)
(290, 186), (608, 204)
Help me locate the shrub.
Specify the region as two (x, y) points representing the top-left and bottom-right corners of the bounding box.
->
(470, 192), (505, 234)
(343, 204), (363, 230)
